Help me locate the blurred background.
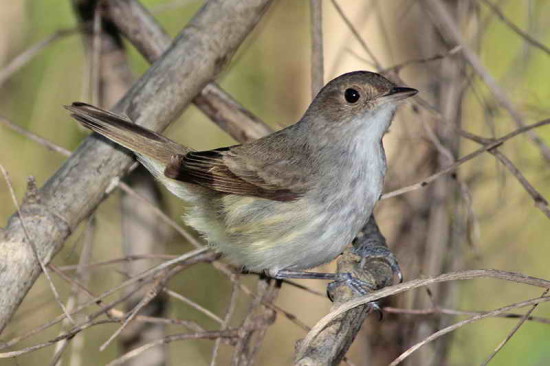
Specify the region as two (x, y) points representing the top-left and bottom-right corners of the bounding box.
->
(0, 0), (549, 365)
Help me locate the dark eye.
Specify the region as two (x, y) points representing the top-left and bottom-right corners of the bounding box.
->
(344, 88), (360, 103)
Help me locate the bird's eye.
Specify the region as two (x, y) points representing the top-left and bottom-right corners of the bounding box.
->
(344, 88), (360, 103)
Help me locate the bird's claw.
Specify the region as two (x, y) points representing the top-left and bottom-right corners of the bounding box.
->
(326, 274), (383, 319)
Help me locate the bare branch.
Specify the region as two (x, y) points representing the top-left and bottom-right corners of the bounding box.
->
(0, 28), (79, 88)
(421, 0), (550, 162)
(295, 216), (395, 365)
(0, 166), (74, 324)
(106, 330), (239, 366)
(480, 289), (549, 366)
(105, 0), (273, 143)
(382, 118), (550, 200)
(479, 0), (550, 55)
(299, 269), (550, 356)
(0, 0), (272, 333)
(389, 295), (550, 366)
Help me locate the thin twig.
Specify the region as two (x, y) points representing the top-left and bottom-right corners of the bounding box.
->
(380, 46), (462, 73)
(51, 218), (96, 366)
(99, 267), (179, 351)
(389, 296), (550, 366)
(57, 254), (177, 272)
(0, 28), (79, 87)
(0, 114), (205, 247)
(298, 269), (550, 356)
(383, 306), (550, 324)
(106, 330), (239, 366)
(330, 0), (382, 69)
(421, 0), (550, 162)
(211, 276), (240, 366)
(479, 0), (550, 55)
(382, 118), (550, 199)
(0, 165), (74, 324)
(479, 289), (550, 366)
(164, 289), (224, 324)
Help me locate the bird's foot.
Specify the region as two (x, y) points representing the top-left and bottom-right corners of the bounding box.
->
(352, 244), (403, 284)
(326, 272), (383, 319)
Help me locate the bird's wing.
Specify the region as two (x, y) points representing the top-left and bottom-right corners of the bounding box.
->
(164, 144), (311, 202)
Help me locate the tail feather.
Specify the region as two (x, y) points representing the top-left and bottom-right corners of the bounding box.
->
(65, 102), (189, 164)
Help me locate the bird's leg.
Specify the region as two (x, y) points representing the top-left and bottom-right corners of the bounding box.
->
(272, 269), (382, 318)
(271, 270), (377, 295)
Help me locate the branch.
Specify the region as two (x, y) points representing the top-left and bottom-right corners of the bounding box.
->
(0, 0), (272, 333)
(295, 216), (395, 365)
(389, 295), (550, 366)
(382, 118), (550, 200)
(299, 269), (550, 355)
(421, 0), (550, 162)
(479, 0), (550, 55)
(105, 0), (273, 143)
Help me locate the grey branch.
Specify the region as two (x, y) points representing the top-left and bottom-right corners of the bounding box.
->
(0, 0), (272, 334)
(295, 216), (396, 365)
(105, 0), (272, 143)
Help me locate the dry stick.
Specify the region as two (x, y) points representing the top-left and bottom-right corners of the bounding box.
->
(0, 28), (79, 87)
(383, 306), (550, 325)
(381, 118), (550, 200)
(380, 46), (463, 73)
(479, 289), (550, 366)
(105, 0), (273, 143)
(211, 277), (240, 366)
(0, 114), (206, 248)
(411, 92), (550, 219)
(99, 266), (180, 352)
(50, 218), (96, 366)
(235, 278), (313, 332)
(57, 254), (177, 272)
(310, 0), (324, 98)
(489, 150), (549, 218)
(0, 0), (272, 334)
(425, 103), (550, 219)
(479, 0), (550, 55)
(232, 279), (278, 366)
(421, 0), (550, 162)
(106, 329), (239, 366)
(117, 183), (204, 248)
(0, 312), (214, 360)
(0, 319), (115, 359)
(388, 296), (550, 366)
(1, 113), (247, 334)
(330, 0), (382, 69)
(0, 165), (74, 324)
(164, 289), (223, 324)
(0, 115), (73, 156)
(298, 269), (550, 357)
(0, 274), (150, 353)
(0, 248), (211, 351)
(48, 264), (118, 319)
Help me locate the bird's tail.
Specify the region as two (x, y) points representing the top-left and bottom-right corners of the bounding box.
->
(65, 102), (189, 165)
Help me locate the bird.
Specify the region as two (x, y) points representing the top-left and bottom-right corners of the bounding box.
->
(66, 71), (417, 293)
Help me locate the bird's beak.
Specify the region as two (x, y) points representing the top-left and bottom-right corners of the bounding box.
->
(379, 86), (418, 103)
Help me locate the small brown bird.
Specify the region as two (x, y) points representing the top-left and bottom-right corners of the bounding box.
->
(66, 71), (416, 293)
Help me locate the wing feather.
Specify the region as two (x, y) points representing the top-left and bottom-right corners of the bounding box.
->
(164, 146), (308, 202)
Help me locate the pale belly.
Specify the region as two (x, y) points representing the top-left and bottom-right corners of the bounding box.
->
(185, 175), (382, 273)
